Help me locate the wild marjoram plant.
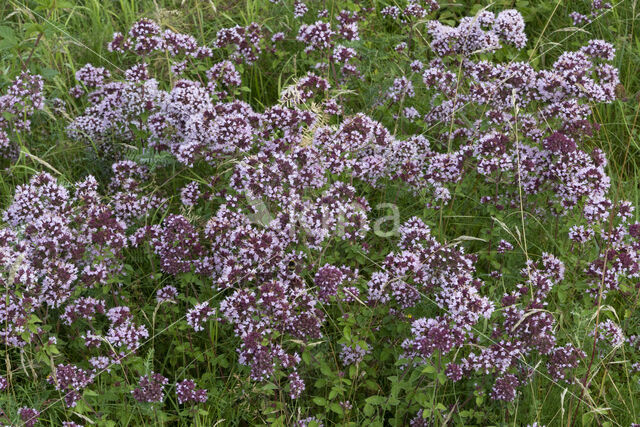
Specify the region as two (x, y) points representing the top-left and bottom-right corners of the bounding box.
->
(0, 0), (638, 425)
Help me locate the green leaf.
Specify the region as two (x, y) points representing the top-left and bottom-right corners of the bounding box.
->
(261, 382), (277, 391)
(0, 26), (17, 51)
(363, 403), (374, 417)
(313, 397), (327, 407)
(422, 365), (436, 374)
(329, 402), (343, 414)
(55, 0), (76, 8)
(387, 396), (399, 406)
(343, 326), (351, 340)
(349, 365), (357, 379)
(365, 395), (386, 406)
(83, 389), (98, 397)
(0, 26), (15, 39)
(24, 23), (45, 37)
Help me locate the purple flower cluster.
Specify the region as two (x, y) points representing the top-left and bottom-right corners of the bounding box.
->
(289, 371), (305, 399)
(381, 0), (439, 23)
(0, 72), (44, 159)
(3, 5), (637, 422)
(148, 214), (205, 274)
(583, 214), (640, 298)
(62, 297), (106, 325)
(336, 9), (362, 41)
(132, 372), (169, 403)
(215, 23), (263, 64)
(570, 0), (612, 25)
(294, 0), (308, 18)
(108, 18), (211, 58)
(297, 21), (335, 53)
(156, 285), (178, 304)
(339, 342), (370, 365)
(490, 374), (520, 401)
(18, 407), (40, 427)
(105, 313), (149, 352)
(48, 364), (95, 407)
(427, 9), (526, 56)
(315, 264), (355, 302)
(591, 319), (625, 347)
(175, 379), (208, 403)
(288, 73), (330, 104)
(186, 302), (215, 331)
(386, 77), (415, 103)
(1, 173), (128, 347)
(207, 60), (242, 95)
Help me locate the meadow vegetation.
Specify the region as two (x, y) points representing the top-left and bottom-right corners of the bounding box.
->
(1, 0), (640, 425)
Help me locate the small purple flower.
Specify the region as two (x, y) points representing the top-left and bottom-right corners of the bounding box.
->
(490, 374), (520, 401)
(381, 6), (401, 19)
(445, 363), (463, 381)
(547, 344), (585, 382)
(288, 371), (305, 399)
(568, 225), (594, 243)
(18, 407), (40, 427)
(132, 372), (168, 403)
(215, 23), (263, 65)
(394, 42), (407, 52)
(125, 63), (150, 82)
(156, 285), (178, 304)
(293, 0), (308, 18)
(186, 301), (214, 331)
(297, 21), (335, 53)
(339, 342), (370, 365)
(176, 379), (208, 403)
(180, 182), (202, 207)
(75, 64), (110, 88)
(591, 319), (624, 347)
(497, 239), (514, 254)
